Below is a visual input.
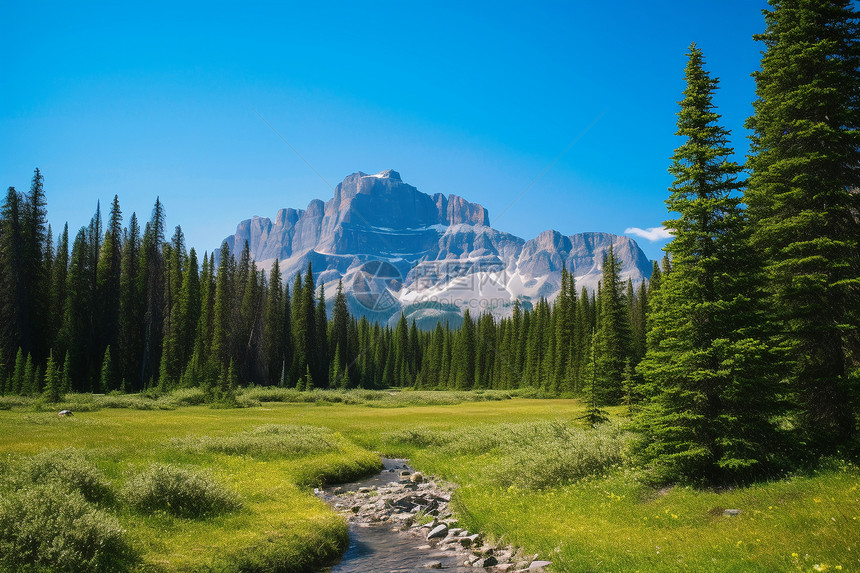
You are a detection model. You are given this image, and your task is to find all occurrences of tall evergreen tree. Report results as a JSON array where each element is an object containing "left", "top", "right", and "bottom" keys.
[
  {"left": 594, "top": 246, "right": 632, "bottom": 404},
  {"left": 96, "top": 195, "right": 123, "bottom": 360},
  {"left": 637, "top": 44, "right": 781, "bottom": 484},
  {"left": 49, "top": 223, "right": 69, "bottom": 355},
  {"left": 329, "top": 279, "right": 350, "bottom": 386},
  {"left": 118, "top": 213, "right": 144, "bottom": 389},
  {"left": 745, "top": 0, "right": 860, "bottom": 453},
  {"left": 139, "top": 199, "right": 166, "bottom": 386},
  {"left": 22, "top": 168, "right": 49, "bottom": 362}
]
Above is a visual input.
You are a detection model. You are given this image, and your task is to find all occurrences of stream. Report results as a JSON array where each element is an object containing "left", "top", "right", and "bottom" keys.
[{"left": 321, "top": 458, "right": 475, "bottom": 573}]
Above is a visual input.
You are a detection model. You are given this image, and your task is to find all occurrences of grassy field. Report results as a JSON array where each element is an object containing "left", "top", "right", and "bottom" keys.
[{"left": 0, "top": 391, "right": 857, "bottom": 572}]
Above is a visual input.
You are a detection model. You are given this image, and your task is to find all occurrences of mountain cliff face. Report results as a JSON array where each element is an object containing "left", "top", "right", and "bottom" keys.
[{"left": 221, "top": 170, "right": 652, "bottom": 326}]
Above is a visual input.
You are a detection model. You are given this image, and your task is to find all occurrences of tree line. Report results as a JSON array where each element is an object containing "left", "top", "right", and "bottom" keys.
[{"left": 0, "top": 176, "right": 652, "bottom": 401}]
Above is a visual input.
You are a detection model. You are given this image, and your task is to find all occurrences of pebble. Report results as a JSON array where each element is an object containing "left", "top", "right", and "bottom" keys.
[{"left": 320, "top": 461, "right": 550, "bottom": 572}]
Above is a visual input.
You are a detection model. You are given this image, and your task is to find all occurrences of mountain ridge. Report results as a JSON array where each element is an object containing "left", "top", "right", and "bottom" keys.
[{"left": 220, "top": 169, "right": 652, "bottom": 326}]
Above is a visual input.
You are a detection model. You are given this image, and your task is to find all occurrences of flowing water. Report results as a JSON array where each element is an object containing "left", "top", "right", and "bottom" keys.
[{"left": 323, "top": 459, "right": 474, "bottom": 573}]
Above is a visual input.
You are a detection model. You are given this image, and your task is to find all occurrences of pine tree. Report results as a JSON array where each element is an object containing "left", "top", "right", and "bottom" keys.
[
  {"left": 0, "top": 188, "right": 27, "bottom": 366},
  {"left": 583, "top": 331, "right": 609, "bottom": 427},
  {"left": 211, "top": 242, "right": 234, "bottom": 372},
  {"left": 63, "top": 228, "right": 96, "bottom": 392},
  {"left": 12, "top": 348, "right": 25, "bottom": 395},
  {"left": 745, "top": 0, "right": 860, "bottom": 453},
  {"left": 119, "top": 213, "right": 144, "bottom": 390},
  {"left": 314, "top": 284, "right": 328, "bottom": 386},
  {"left": 452, "top": 309, "right": 476, "bottom": 390},
  {"left": 99, "top": 346, "right": 115, "bottom": 393},
  {"left": 60, "top": 350, "right": 72, "bottom": 395},
  {"left": 140, "top": 199, "right": 166, "bottom": 386},
  {"left": 637, "top": 44, "right": 781, "bottom": 484},
  {"left": 50, "top": 224, "right": 69, "bottom": 356},
  {"left": 22, "top": 168, "right": 49, "bottom": 363},
  {"left": 42, "top": 350, "right": 61, "bottom": 402},
  {"left": 96, "top": 195, "right": 123, "bottom": 361},
  {"left": 594, "top": 246, "right": 632, "bottom": 404},
  {"left": 22, "top": 353, "right": 34, "bottom": 396},
  {"left": 264, "top": 258, "right": 285, "bottom": 385},
  {"left": 329, "top": 279, "right": 350, "bottom": 386}
]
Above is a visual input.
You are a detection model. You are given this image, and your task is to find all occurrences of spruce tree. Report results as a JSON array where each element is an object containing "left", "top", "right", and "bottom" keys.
[
  {"left": 745, "top": 0, "right": 860, "bottom": 453},
  {"left": 264, "top": 258, "right": 285, "bottom": 385},
  {"left": 22, "top": 168, "right": 49, "bottom": 363},
  {"left": 140, "top": 199, "right": 166, "bottom": 386},
  {"left": 329, "top": 279, "right": 350, "bottom": 386},
  {"left": 118, "top": 213, "right": 143, "bottom": 390},
  {"left": 22, "top": 353, "right": 34, "bottom": 396},
  {"left": 99, "top": 346, "right": 116, "bottom": 393},
  {"left": 0, "top": 188, "right": 27, "bottom": 365},
  {"left": 42, "top": 351, "right": 61, "bottom": 402},
  {"left": 11, "top": 348, "right": 25, "bottom": 395},
  {"left": 594, "top": 246, "right": 632, "bottom": 404},
  {"left": 60, "top": 350, "right": 72, "bottom": 394},
  {"left": 637, "top": 44, "right": 781, "bottom": 484}
]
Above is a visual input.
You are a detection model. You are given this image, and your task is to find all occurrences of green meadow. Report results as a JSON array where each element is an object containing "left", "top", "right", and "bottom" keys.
[{"left": 0, "top": 391, "right": 857, "bottom": 572}]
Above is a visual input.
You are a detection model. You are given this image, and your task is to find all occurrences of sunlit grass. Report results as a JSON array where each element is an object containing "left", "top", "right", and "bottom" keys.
[{"left": 1, "top": 393, "right": 857, "bottom": 572}]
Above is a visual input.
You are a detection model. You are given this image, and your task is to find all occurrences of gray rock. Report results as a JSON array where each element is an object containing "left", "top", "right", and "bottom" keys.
[
  {"left": 475, "top": 556, "right": 498, "bottom": 568},
  {"left": 219, "top": 170, "right": 653, "bottom": 328},
  {"left": 424, "top": 561, "right": 443, "bottom": 569},
  {"left": 427, "top": 524, "right": 448, "bottom": 539},
  {"left": 723, "top": 509, "right": 742, "bottom": 516},
  {"left": 528, "top": 560, "right": 553, "bottom": 571}
]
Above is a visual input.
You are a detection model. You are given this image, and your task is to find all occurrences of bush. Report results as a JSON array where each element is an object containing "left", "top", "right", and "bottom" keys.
[
  {"left": 483, "top": 421, "right": 633, "bottom": 489},
  {"left": 123, "top": 463, "right": 241, "bottom": 518},
  {"left": 171, "top": 424, "right": 339, "bottom": 458},
  {"left": 22, "top": 449, "right": 115, "bottom": 505},
  {"left": 387, "top": 420, "right": 633, "bottom": 489},
  {"left": 0, "top": 484, "right": 135, "bottom": 572}
]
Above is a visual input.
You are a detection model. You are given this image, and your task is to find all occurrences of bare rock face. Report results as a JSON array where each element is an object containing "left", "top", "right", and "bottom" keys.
[{"left": 219, "top": 169, "right": 652, "bottom": 327}]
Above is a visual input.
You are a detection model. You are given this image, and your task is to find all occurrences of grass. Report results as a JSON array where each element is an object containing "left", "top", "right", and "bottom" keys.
[{"left": 0, "top": 390, "right": 857, "bottom": 572}]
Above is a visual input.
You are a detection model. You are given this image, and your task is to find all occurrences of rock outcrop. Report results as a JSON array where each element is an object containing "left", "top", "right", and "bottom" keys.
[{"left": 220, "top": 169, "right": 652, "bottom": 326}]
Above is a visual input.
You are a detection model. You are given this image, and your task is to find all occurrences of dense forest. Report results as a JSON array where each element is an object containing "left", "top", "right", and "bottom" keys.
[
  {"left": 0, "top": 175, "right": 649, "bottom": 400},
  {"left": 1, "top": 0, "right": 858, "bottom": 486}
]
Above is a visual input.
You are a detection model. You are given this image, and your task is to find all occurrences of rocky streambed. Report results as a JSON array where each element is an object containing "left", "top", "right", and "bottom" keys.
[{"left": 317, "top": 458, "right": 552, "bottom": 572}]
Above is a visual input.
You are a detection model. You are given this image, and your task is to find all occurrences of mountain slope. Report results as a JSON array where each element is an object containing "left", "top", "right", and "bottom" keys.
[{"left": 220, "top": 170, "right": 652, "bottom": 325}]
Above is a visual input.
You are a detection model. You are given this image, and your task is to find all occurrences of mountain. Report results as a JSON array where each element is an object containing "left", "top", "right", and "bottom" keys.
[{"left": 220, "top": 169, "right": 652, "bottom": 327}]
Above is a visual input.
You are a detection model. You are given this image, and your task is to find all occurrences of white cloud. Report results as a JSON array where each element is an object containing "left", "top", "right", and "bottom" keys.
[{"left": 624, "top": 226, "right": 672, "bottom": 242}]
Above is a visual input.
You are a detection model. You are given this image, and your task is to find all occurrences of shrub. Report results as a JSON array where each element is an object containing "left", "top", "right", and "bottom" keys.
[
  {"left": 22, "top": 449, "right": 115, "bottom": 505},
  {"left": 171, "top": 424, "right": 338, "bottom": 458},
  {"left": 123, "top": 463, "right": 241, "bottom": 518},
  {"left": 0, "top": 484, "right": 135, "bottom": 572},
  {"left": 483, "top": 421, "right": 633, "bottom": 489}
]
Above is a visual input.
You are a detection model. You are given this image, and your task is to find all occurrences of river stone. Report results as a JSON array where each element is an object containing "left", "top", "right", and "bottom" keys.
[
  {"left": 427, "top": 524, "right": 448, "bottom": 539},
  {"left": 475, "top": 556, "right": 498, "bottom": 567},
  {"left": 424, "top": 562, "right": 443, "bottom": 569}
]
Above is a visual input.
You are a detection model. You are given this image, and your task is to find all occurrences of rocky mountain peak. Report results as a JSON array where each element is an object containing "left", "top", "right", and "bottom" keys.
[{"left": 220, "top": 169, "right": 652, "bottom": 327}]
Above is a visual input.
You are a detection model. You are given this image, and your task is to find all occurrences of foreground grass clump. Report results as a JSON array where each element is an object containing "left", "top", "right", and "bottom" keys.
[
  {"left": 238, "top": 386, "right": 514, "bottom": 407},
  {"left": 386, "top": 420, "right": 632, "bottom": 488},
  {"left": 18, "top": 448, "right": 115, "bottom": 505},
  {"left": 124, "top": 463, "right": 242, "bottom": 518},
  {"left": 0, "top": 484, "right": 136, "bottom": 572},
  {"left": 171, "top": 424, "right": 337, "bottom": 458}
]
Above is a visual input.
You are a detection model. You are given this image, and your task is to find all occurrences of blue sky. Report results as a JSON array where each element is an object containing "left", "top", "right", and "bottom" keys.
[{"left": 2, "top": 1, "right": 770, "bottom": 261}]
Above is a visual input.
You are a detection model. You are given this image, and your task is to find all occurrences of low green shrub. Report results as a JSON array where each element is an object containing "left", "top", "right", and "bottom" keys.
[
  {"left": 484, "top": 421, "right": 633, "bottom": 488},
  {"left": 171, "top": 424, "right": 338, "bottom": 458},
  {"left": 22, "top": 449, "right": 115, "bottom": 505},
  {"left": 123, "top": 463, "right": 241, "bottom": 518},
  {"left": 389, "top": 420, "right": 633, "bottom": 489},
  {"left": 0, "top": 484, "right": 136, "bottom": 572}
]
